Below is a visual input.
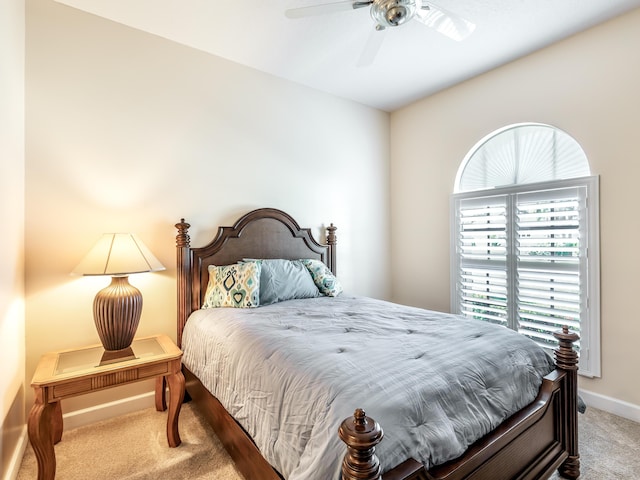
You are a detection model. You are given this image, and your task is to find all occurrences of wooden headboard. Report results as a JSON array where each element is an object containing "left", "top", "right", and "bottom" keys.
[{"left": 175, "top": 208, "right": 337, "bottom": 347}]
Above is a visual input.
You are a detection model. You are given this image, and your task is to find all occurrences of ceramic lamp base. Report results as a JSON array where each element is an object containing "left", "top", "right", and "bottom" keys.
[{"left": 93, "top": 275, "right": 142, "bottom": 352}]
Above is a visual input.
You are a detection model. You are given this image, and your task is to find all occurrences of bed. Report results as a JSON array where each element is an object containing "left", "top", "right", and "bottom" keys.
[{"left": 167, "top": 207, "right": 580, "bottom": 480}]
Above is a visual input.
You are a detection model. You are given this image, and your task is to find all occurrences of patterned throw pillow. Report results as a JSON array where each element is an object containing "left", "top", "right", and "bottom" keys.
[
  {"left": 299, "top": 259, "right": 343, "bottom": 297},
  {"left": 202, "top": 262, "right": 261, "bottom": 308}
]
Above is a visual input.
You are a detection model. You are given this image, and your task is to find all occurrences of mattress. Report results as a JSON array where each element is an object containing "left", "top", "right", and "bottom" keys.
[{"left": 181, "top": 295, "right": 555, "bottom": 479}]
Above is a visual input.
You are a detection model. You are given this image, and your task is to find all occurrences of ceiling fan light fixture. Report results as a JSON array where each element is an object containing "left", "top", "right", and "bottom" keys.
[{"left": 371, "top": 0, "right": 417, "bottom": 28}]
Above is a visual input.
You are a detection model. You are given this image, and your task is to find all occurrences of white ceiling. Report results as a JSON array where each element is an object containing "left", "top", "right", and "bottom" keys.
[{"left": 55, "top": 0, "right": 640, "bottom": 111}]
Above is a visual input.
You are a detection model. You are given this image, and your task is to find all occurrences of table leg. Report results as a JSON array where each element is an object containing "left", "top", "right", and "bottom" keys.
[
  {"left": 52, "top": 401, "right": 63, "bottom": 444},
  {"left": 28, "top": 395, "right": 56, "bottom": 480},
  {"left": 166, "top": 370, "right": 185, "bottom": 447},
  {"left": 155, "top": 376, "right": 167, "bottom": 412}
]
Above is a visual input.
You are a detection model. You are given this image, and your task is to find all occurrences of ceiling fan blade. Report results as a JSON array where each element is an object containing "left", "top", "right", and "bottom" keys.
[
  {"left": 357, "top": 27, "right": 387, "bottom": 67},
  {"left": 415, "top": 2, "right": 475, "bottom": 41},
  {"left": 285, "top": 1, "right": 371, "bottom": 19}
]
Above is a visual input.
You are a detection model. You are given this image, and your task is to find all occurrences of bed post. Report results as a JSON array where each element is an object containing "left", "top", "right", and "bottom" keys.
[
  {"left": 339, "top": 408, "right": 384, "bottom": 480},
  {"left": 553, "top": 326, "right": 580, "bottom": 480},
  {"left": 176, "top": 219, "right": 191, "bottom": 349},
  {"left": 326, "top": 223, "right": 337, "bottom": 275}
]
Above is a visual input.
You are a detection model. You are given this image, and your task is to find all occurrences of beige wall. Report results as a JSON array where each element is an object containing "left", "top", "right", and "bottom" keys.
[
  {"left": 24, "top": 0, "right": 390, "bottom": 415},
  {"left": 390, "top": 8, "right": 640, "bottom": 407},
  {"left": 1, "top": 0, "right": 26, "bottom": 477}
]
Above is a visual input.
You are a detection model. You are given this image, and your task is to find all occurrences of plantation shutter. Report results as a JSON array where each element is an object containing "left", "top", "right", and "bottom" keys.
[
  {"left": 515, "top": 187, "right": 585, "bottom": 354},
  {"left": 457, "top": 195, "right": 510, "bottom": 328}
]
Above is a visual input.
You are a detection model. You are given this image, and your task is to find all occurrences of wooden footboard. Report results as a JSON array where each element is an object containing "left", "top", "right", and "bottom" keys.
[
  {"left": 399, "top": 371, "right": 566, "bottom": 480},
  {"left": 341, "top": 327, "right": 580, "bottom": 480},
  {"left": 340, "top": 373, "right": 566, "bottom": 480}
]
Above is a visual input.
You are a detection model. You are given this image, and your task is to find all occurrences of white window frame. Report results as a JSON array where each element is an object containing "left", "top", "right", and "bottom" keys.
[{"left": 450, "top": 176, "right": 600, "bottom": 377}]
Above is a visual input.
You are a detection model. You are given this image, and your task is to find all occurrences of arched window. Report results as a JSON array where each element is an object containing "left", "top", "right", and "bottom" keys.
[{"left": 451, "top": 123, "right": 600, "bottom": 377}]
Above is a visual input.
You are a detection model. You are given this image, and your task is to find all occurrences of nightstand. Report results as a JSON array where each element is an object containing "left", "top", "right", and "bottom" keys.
[{"left": 28, "top": 334, "right": 184, "bottom": 480}]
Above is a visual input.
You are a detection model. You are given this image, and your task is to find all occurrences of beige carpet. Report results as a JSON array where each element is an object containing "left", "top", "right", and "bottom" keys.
[
  {"left": 550, "top": 407, "right": 640, "bottom": 479},
  {"left": 17, "top": 402, "right": 243, "bottom": 480},
  {"left": 18, "top": 402, "right": 640, "bottom": 479}
]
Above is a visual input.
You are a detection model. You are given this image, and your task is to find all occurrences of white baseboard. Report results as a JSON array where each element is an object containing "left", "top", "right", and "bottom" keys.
[
  {"left": 579, "top": 388, "right": 640, "bottom": 423},
  {"left": 62, "top": 391, "right": 156, "bottom": 431},
  {"left": 5, "top": 426, "right": 28, "bottom": 480}
]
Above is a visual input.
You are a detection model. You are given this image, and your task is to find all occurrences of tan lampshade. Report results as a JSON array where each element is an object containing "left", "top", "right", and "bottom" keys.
[{"left": 72, "top": 233, "right": 165, "bottom": 276}]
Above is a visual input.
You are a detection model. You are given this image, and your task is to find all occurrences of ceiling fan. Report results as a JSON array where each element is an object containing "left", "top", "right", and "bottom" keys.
[{"left": 285, "top": 0, "right": 475, "bottom": 66}]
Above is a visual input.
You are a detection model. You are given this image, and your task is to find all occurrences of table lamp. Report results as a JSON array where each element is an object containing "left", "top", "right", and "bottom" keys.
[{"left": 72, "top": 233, "right": 165, "bottom": 364}]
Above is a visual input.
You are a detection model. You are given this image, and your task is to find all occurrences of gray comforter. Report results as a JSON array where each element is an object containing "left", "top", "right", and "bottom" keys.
[{"left": 181, "top": 295, "right": 555, "bottom": 480}]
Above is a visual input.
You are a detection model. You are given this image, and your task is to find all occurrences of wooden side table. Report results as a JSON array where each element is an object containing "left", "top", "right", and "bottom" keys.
[{"left": 28, "top": 334, "right": 184, "bottom": 480}]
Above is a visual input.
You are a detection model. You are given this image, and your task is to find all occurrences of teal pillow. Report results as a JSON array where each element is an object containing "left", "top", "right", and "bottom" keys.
[
  {"left": 202, "top": 262, "right": 261, "bottom": 308},
  {"left": 299, "top": 259, "right": 343, "bottom": 297},
  {"left": 242, "top": 259, "right": 320, "bottom": 305}
]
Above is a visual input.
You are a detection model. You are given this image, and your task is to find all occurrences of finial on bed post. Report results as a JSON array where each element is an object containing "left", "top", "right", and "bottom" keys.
[
  {"left": 176, "top": 219, "right": 191, "bottom": 348},
  {"left": 339, "top": 408, "right": 383, "bottom": 480},
  {"left": 326, "top": 223, "right": 337, "bottom": 275},
  {"left": 176, "top": 218, "right": 191, "bottom": 247},
  {"left": 553, "top": 325, "right": 580, "bottom": 480}
]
